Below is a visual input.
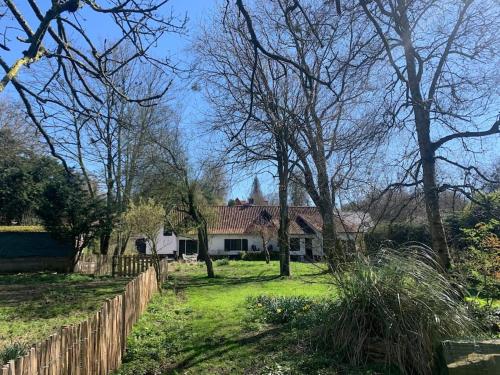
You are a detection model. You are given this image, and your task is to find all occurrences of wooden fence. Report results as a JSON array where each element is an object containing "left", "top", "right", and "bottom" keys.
[
  {"left": 1, "top": 259, "right": 168, "bottom": 375},
  {"left": 74, "top": 254, "right": 158, "bottom": 278},
  {"left": 112, "top": 255, "right": 155, "bottom": 277},
  {"left": 74, "top": 254, "right": 113, "bottom": 276}
]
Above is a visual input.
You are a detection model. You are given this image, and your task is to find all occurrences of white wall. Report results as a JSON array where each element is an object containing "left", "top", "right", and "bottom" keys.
[
  {"left": 145, "top": 226, "right": 352, "bottom": 257},
  {"left": 208, "top": 234, "right": 277, "bottom": 256},
  {"left": 145, "top": 226, "right": 178, "bottom": 255}
]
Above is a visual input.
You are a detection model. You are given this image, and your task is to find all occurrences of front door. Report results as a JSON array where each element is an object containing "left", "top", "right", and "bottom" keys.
[{"left": 305, "top": 238, "right": 313, "bottom": 259}]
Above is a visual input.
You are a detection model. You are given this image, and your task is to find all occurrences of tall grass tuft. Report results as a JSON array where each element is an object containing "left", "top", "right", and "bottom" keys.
[
  {"left": 0, "top": 342, "right": 27, "bottom": 365},
  {"left": 316, "top": 245, "right": 480, "bottom": 375}
]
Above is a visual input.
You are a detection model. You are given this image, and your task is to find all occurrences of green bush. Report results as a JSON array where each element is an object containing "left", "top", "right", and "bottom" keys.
[
  {"left": 241, "top": 251, "right": 279, "bottom": 261},
  {"left": 453, "top": 219, "right": 500, "bottom": 301},
  {"left": 467, "top": 302, "right": 500, "bottom": 336},
  {"left": 364, "top": 223, "right": 431, "bottom": 253},
  {"left": 461, "top": 192, "right": 500, "bottom": 232},
  {"left": 0, "top": 342, "right": 27, "bottom": 365},
  {"left": 248, "top": 295, "right": 315, "bottom": 324},
  {"left": 215, "top": 258, "right": 230, "bottom": 266},
  {"left": 446, "top": 192, "right": 500, "bottom": 250},
  {"left": 312, "top": 246, "right": 480, "bottom": 375}
]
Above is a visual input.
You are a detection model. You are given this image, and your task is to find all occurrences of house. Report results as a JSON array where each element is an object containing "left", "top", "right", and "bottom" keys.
[{"left": 145, "top": 205, "right": 372, "bottom": 260}]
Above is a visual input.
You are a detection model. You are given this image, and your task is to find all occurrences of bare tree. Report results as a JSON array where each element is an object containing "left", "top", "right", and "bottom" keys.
[
  {"left": 37, "top": 55, "right": 178, "bottom": 255},
  {"left": 359, "top": 0, "right": 500, "bottom": 269},
  {"left": 124, "top": 199, "right": 166, "bottom": 290},
  {"left": 0, "top": 0, "right": 185, "bottom": 169},
  {"left": 248, "top": 211, "right": 278, "bottom": 264},
  {"left": 197, "top": 7, "right": 310, "bottom": 275},
  {"left": 155, "top": 135, "right": 227, "bottom": 279},
  {"left": 218, "top": 1, "right": 381, "bottom": 268},
  {"left": 289, "top": 174, "right": 309, "bottom": 206}
]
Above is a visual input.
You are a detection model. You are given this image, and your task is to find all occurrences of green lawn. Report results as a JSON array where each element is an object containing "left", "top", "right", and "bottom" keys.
[
  {"left": 466, "top": 296, "right": 500, "bottom": 309},
  {"left": 116, "top": 261, "right": 384, "bottom": 375},
  {"left": 0, "top": 273, "right": 129, "bottom": 356}
]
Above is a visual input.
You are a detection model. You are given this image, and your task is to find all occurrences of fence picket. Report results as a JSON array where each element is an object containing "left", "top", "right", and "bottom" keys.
[{"left": 1, "top": 259, "right": 166, "bottom": 375}]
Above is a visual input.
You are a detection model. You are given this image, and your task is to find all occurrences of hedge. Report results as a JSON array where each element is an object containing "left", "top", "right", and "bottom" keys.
[{"left": 365, "top": 223, "right": 431, "bottom": 253}]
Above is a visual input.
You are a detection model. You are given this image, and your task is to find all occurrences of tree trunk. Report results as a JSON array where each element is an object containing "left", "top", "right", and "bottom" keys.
[
  {"left": 150, "top": 242, "right": 162, "bottom": 292},
  {"left": 70, "top": 242, "right": 83, "bottom": 273},
  {"left": 101, "top": 113, "right": 115, "bottom": 255},
  {"left": 120, "top": 231, "right": 130, "bottom": 255},
  {"left": 278, "top": 206, "right": 290, "bottom": 275},
  {"left": 316, "top": 166, "right": 342, "bottom": 268},
  {"left": 186, "top": 187, "right": 215, "bottom": 278},
  {"left": 262, "top": 238, "right": 271, "bottom": 264},
  {"left": 417, "top": 122, "right": 451, "bottom": 270},
  {"left": 320, "top": 207, "right": 341, "bottom": 268},
  {"left": 99, "top": 231, "right": 111, "bottom": 255},
  {"left": 398, "top": 6, "right": 452, "bottom": 270},
  {"left": 198, "top": 222, "right": 214, "bottom": 278},
  {"left": 276, "top": 136, "right": 290, "bottom": 276}
]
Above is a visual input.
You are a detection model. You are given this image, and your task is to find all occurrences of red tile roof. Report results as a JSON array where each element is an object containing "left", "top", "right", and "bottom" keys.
[{"left": 168, "top": 206, "right": 371, "bottom": 235}]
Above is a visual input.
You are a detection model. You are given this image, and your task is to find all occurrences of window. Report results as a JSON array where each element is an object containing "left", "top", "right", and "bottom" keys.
[
  {"left": 163, "top": 225, "right": 174, "bottom": 236},
  {"left": 179, "top": 239, "right": 198, "bottom": 255},
  {"left": 224, "top": 238, "right": 248, "bottom": 252},
  {"left": 135, "top": 238, "right": 147, "bottom": 254},
  {"left": 290, "top": 238, "right": 301, "bottom": 252}
]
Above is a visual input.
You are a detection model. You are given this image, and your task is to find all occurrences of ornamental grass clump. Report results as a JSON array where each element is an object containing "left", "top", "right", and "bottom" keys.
[
  {"left": 0, "top": 342, "right": 27, "bottom": 365},
  {"left": 317, "top": 245, "right": 480, "bottom": 375}
]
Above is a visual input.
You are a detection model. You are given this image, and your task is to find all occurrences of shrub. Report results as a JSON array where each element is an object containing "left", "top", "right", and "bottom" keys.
[
  {"left": 453, "top": 219, "right": 500, "bottom": 302},
  {"left": 467, "top": 301, "right": 500, "bottom": 336},
  {"left": 241, "top": 251, "right": 279, "bottom": 261},
  {"left": 0, "top": 342, "right": 27, "bottom": 365},
  {"left": 446, "top": 192, "right": 500, "bottom": 250},
  {"left": 248, "top": 295, "right": 315, "bottom": 324},
  {"left": 461, "top": 192, "right": 500, "bottom": 232},
  {"left": 364, "top": 223, "right": 431, "bottom": 253},
  {"left": 215, "top": 258, "right": 230, "bottom": 266},
  {"left": 313, "top": 246, "right": 480, "bottom": 375}
]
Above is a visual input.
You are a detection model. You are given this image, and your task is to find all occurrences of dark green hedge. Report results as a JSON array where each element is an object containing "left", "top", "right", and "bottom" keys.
[
  {"left": 0, "top": 232, "right": 72, "bottom": 258},
  {"left": 241, "top": 251, "right": 280, "bottom": 261},
  {"left": 365, "top": 223, "right": 431, "bottom": 253}
]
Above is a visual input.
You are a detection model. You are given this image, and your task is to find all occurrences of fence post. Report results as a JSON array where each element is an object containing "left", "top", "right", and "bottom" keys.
[
  {"left": 119, "top": 256, "right": 123, "bottom": 277},
  {"left": 111, "top": 256, "right": 115, "bottom": 277},
  {"left": 0, "top": 256, "right": 165, "bottom": 375},
  {"left": 121, "top": 289, "right": 127, "bottom": 356}
]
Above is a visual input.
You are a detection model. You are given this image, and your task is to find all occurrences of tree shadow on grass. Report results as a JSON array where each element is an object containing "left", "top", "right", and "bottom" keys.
[
  {"left": 171, "top": 274, "right": 282, "bottom": 291},
  {"left": 168, "top": 326, "right": 285, "bottom": 373}
]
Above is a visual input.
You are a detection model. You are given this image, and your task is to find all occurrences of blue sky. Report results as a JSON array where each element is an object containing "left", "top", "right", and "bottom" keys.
[
  {"left": 2, "top": 0, "right": 268, "bottom": 201},
  {"left": 164, "top": 0, "right": 276, "bottom": 200},
  {"left": 2, "top": 1, "right": 498, "bottom": 204}
]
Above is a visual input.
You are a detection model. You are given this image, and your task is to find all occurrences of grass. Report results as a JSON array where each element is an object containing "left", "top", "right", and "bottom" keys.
[
  {"left": 467, "top": 296, "right": 500, "bottom": 309},
  {"left": 116, "top": 261, "right": 386, "bottom": 375},
  {"left": 0, "top": 272, "right": 129, "bottom": 357},
  {"left": 0, "top": 226, "right": 45, "bottom": 232}
]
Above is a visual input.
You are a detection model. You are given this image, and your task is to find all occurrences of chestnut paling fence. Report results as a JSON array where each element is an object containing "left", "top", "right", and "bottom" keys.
[
  {"left": 74, "top": 254, "right": 156, "bottom": 277},
  {"left": 1, "top": 259, "right": 168, "bottom": 375}
]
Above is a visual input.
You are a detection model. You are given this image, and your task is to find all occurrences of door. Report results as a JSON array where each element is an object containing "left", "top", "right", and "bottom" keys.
[{"left": 305, "top": 238, "right": 313, "bottom": 259}]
